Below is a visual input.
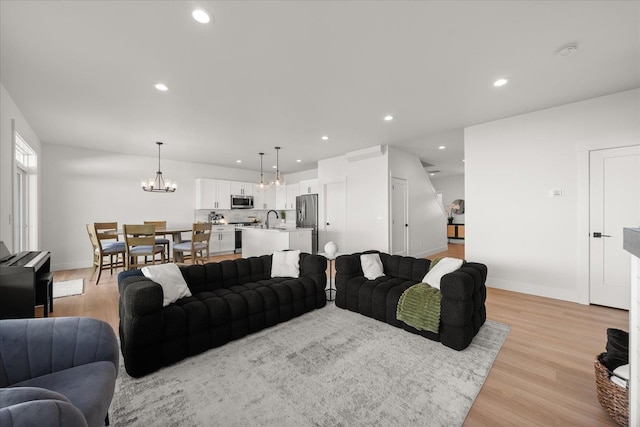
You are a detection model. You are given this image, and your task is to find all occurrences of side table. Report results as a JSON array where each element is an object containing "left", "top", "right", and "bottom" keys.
[{"left": 318, "top": 252, "right": 343, "bottom": 301}]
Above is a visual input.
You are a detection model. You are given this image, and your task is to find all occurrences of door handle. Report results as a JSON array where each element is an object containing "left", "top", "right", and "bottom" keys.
[
  {"left": 593, "top": 232, "right": 612, "bottom": 238},
  {"left": 405, "top": 224, "right": 408, "bottom": 227}
]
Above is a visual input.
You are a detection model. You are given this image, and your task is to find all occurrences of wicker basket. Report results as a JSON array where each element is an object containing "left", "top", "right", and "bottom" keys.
[{"left": 594, "top": 353, "right": 629, "bottom": 426}]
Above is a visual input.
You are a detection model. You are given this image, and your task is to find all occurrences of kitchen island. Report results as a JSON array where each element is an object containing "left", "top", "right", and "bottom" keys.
[{"left": 241, "top": 227, "right": 313, "bottom": 258}]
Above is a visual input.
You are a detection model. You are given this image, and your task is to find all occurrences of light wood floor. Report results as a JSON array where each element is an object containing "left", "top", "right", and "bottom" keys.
[{"left": 43, "top": 245, "right": 627, "bottom": 426}]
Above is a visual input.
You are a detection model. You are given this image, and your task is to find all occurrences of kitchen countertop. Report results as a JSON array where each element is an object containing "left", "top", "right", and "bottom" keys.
[
  {"left": 623, "top": 227, "right": 640, "bottom": 258},
  {"left": 239, "top": 226, "right": 313, "bottom": 233}
]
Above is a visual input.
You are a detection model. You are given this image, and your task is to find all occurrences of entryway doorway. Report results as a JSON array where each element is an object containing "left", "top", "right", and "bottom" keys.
[
  {"left": 391, "top": 177, "right": 408, "bottom": 256},
  {"left": 14, "top": 131, "right": 38, "bottom": 252},
  {"left": 589, "top": 145, "right": 640, "bottom": 309}
]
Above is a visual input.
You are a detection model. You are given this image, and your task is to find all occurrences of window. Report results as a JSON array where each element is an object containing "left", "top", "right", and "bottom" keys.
[{"left": 14, "top": 132, "right": 37, "bottom": 251}]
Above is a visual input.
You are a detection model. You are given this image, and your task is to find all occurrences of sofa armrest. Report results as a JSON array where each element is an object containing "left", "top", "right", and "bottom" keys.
[
  {"left": 438, "top": 262, "right": 487, "bottom": 350},
  {"left": 119, "top": 276, "right": 163, "bottom": 317},
  {"left": 335, "top": 254, "right": 362, "bottom": 284},
  {"left": 0, "top": 387, "right": 88, "bottom": 427},
  {"left": 299, "top": 253, "right": 327, "bottom": 291},
  {"left": 0, "top": 318, "right": 118, "bottom": 387}
]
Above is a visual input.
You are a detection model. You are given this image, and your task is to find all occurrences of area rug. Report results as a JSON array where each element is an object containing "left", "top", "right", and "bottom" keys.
[
  {"left": 111, "top": 303, "right": 510, "bottom": 427},
  {"left": 52, "top": 279, "right": 84, "bottom": 298}
]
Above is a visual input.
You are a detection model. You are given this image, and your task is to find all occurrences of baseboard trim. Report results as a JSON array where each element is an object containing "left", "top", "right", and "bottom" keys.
[{"left": 487, "top": 278, "right": 581, "bottom": 304}]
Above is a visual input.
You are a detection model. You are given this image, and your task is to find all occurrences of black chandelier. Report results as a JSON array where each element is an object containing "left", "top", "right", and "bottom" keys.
[{"left": 141, "top": 141, "right": 177, "bottom": 192}]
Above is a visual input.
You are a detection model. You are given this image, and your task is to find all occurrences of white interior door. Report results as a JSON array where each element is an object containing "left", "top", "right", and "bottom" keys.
[
  {"left": 324, "top": 182, "right": 346, "bottom": 254},
  {"left": 589, "top": 145, "right": 640, "bottom": 309},
  {"left": 391, "top": 178, "right": 408, "bottom": 256}
]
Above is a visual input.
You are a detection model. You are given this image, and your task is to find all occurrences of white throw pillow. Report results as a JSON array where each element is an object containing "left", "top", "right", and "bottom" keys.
[
  {"left": 271, "top": 250, "right": 301, "bottom": 278},
  {"left": 142, "top": 263, "right": 192, "bottom": 307},
  {"left": 423, "top": 257, "right": 463, "bottom": 290},
  {"left": 361, "top": 253, "right": 384, "bottom": 280}
]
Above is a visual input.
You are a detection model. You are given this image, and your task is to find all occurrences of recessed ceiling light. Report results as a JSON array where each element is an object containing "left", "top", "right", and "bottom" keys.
[
  {"left": 438, "top": 146, "right": 446, "bottom": 150},
  {"left": 430, "top": 173, "right": 436, "bottom": 176},
  {"left": 154, "top": 83, "right": 168, "bottom": 91},
  {"left": 236, "top": 160, "right": 242, "bottom": 163},
  {"left": 321, "top": 136, "right": 329, "bottom": 141},
  {"left": 192, "top": 9, "right": 211, "bottom": 24},
  {"left": 296, "top": 159, "right": 302, "bottom": 163},
  {"left": 384, "top": 115, "right": 394, "bottom": 121},
  {"left": 493, "top": 78, "right": 509, "bottom": 87},
  {"left": 272, "top": 165, "right": 277, "bottom": 169}
]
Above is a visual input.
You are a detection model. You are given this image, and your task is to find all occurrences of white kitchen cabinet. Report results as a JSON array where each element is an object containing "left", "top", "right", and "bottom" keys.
[
  {"left": 254, "top": 187, "right": 276, "bottom": 210},
  {"left": 285, "top": 183, "right": 300, "bottom": 210},
  {"left": 195, "top": 178, "right": 231, "bottom": 209},
  {"left": 210, "top": 226, "right": 235, "bottom": 253},
  {"left": 230, "top": 181, "right": 253, "bottom": 196},
  {"left": 275, "top": 186, "right": 287, "bottom": 210},
  {"left": 299, "top": 179, "right": 318, "bottom": 195}
]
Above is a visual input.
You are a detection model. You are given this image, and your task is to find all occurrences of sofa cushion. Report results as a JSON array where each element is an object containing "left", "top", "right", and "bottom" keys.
[
  {"left": 271, "top": 250, "right": 300, "bottom": 278},
  {"left": 13, "top": 362, "right": 116, "bottom": 427},
  {"left": 422, "top": 257, "right": 463, "bottom": 289},
  {"left": 142, "top": 263, "right": 192, "bottom": 306},
  {"left": 361, "top": 253, "right": 384, "bottom": 280}
]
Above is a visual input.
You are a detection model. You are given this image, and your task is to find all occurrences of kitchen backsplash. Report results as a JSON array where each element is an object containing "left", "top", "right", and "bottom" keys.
[{"left": 195, "top": 209, "right": 296, "bottom": 225}]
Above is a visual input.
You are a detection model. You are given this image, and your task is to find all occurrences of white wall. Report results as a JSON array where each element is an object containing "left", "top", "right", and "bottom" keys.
[
  {"left": 0, "top": 83, "right": 43, "bottom": 252},
  {"left": 465, "top": 88, "right": 640, "bottom": 303},
  {"left": 42, "top": 143, "right": 259, "bottom": 270},
  {"left": 318, "top": 146, "right": 445, "bottom": 256},
  {"left": 344, "top": 148, "right": 389, "bottom": 253},
  {"left": 431, "top": 174, "right": 465, "bottom": 224},
  {"left": 388, "top": 147, "right": 448, "bottom": 257}
]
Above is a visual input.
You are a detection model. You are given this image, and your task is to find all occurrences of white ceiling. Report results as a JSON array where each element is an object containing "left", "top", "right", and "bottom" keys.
[{"left": 1, "top": 1, "right": 638, "bottom": 177}]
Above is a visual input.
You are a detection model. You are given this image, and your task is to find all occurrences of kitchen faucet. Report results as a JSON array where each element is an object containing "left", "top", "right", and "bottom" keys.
[{"left": 266, "top": 210, "right": 279, "bottom": 229}]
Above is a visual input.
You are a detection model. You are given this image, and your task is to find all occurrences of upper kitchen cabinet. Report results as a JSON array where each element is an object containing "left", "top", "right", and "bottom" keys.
[
  {"left": 195, "top": 178, "right": 231, "bottom": 209},
  {"left": 230, "top": 181, "right": 254, "bottom": 196},
  {"left": 254, "top": 187, "right": 276, "bottom": 210},
  {"left": 299, "top": 179, "right": 319, "bottom": 195},
  {"left": 284, "top": 183, "right": 299, "bottom": 210}
]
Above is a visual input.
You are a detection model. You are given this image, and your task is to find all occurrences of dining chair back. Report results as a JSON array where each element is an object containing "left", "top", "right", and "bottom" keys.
[
  {"left": 144, "top": 220, "right": 171, "bottom": 260},
  {"left": 123, "top": 224, "right": 166, "bottom": 270},
  {"left": 172, "top": 223, "right": 212, "bottom": 265},
  {"left": 87, "top": 223, "right": 125, "bottom": 285}
]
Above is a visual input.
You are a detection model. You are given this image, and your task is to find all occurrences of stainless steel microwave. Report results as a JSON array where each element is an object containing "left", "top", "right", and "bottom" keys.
[{"left": 231, "top": 195, "right": 254, "bottom": 209}]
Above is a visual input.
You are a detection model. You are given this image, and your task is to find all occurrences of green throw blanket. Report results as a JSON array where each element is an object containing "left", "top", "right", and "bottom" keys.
[{"left": 396, "top": 283, "right": 442, "bottom": 333}]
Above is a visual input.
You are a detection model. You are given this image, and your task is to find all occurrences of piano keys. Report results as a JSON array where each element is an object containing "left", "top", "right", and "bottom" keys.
[{"left": 0, "top": 240, "right": 52, "bottom": 319}]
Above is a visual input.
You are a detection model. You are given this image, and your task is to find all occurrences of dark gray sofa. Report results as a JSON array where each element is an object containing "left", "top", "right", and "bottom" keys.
[
  {"left": 118, "top": 253, "right": 327, "bottom": 377},
  {"left": 335, "top": 251, "right": 487, "bottom": 351},
  {"left": 0, "top": 317, "right": 119, "bottom": 427}
]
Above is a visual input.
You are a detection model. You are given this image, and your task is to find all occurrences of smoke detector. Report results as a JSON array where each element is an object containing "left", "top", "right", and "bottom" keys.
[{"left": 554, "top": 43, "right": 578, "bottom": 58}]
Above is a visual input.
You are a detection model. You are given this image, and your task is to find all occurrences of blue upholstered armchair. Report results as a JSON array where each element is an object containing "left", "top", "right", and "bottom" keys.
[{"left": 0, "top": 317, "right": 119, "bottom": 427}]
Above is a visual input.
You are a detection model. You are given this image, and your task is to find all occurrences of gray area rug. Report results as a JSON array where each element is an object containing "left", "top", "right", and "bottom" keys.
[{"left": 111, "top": 303, "right": 509, "bottom": 427}]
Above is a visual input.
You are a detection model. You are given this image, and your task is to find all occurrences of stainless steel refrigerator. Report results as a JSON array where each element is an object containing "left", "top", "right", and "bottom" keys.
[{"left": 296, "top": 194, "right": 318, "bottom": 254}]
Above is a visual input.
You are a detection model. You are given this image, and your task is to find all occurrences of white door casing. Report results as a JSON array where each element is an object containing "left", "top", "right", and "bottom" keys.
[
  {"left": 391, "top": 177, "right": 408, "bottom": 256},
  {"left": 324, "top": 182, "right": 346, "bottom": 254},
  {"left": 589, "top": 146, "right": 640, "bottom": 309}
]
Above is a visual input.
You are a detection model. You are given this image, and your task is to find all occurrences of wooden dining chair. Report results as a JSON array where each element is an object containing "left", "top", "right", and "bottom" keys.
[
  {"left": 172, "top": 223, "right": 212, "bottom": 265},
  {"left": 144, "top": 220, "right": 171, "bottom": 261},
  {"left": 123, "top": 224, "right": 166, "bottom": 270},
  {"left": 87, "top": 223, "right": 126, "bottom": 285}
]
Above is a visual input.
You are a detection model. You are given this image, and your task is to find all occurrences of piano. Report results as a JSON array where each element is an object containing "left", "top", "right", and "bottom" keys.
[{"left": 0, "top": 240, "right": 51, "bottom": 319}]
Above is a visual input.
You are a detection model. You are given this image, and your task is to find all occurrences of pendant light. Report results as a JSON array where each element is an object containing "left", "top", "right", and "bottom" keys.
[
  {"left": 271, "top": 146, "right": 284, "bottom": 188},
  {"left": 141, "top": 141, "right": 177, "bottom": 192},
  {"left": 256, "top": 152, "right": 266, "bottom": 191}
]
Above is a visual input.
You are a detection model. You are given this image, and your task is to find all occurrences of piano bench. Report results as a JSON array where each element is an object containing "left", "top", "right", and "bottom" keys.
[{"left": 36, "top": 272, "right": 55, "bottom": 317}]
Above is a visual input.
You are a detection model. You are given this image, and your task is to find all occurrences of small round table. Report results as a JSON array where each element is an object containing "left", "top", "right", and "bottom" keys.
[{"left": 318, "top": 252, "right": 343, "bottom": 301}]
